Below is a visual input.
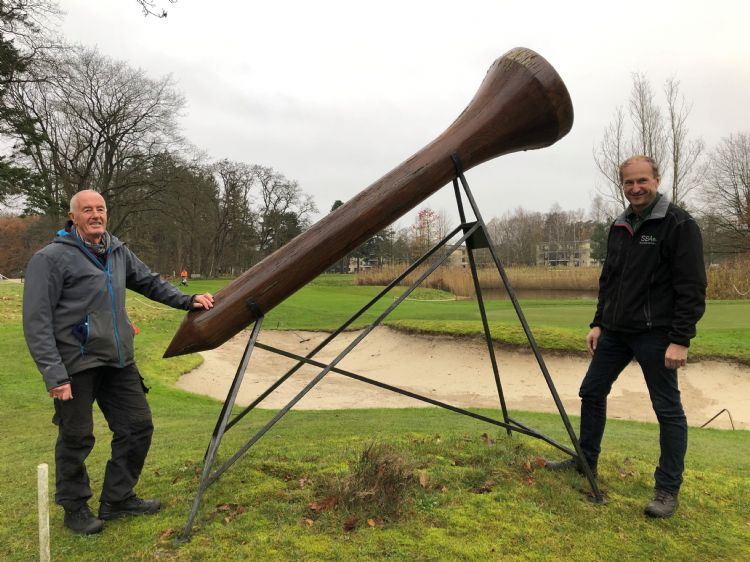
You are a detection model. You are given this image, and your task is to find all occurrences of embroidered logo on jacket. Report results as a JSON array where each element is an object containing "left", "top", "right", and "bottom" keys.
[{"left": 640, "top": 234, "right": 657, "bottom": 245}]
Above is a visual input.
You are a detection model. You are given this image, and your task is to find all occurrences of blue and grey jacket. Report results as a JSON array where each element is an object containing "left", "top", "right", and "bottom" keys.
[{"left": 23, "top": 228, "right": 193, "bottom": 390}]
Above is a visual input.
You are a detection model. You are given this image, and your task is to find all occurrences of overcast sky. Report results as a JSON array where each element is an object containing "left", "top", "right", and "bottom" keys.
[{"left": 56, "top": 0, "right": 750, "bottom": 226}]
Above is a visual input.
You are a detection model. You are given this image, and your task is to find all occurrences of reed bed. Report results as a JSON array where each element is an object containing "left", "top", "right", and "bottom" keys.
[
  {"left": 356, "top": 260, "right": 750, "bottom": 300},
  {"left": 706, "top": 258, "right": 750, "bottom": 299},
  {"left": 355, "top": 264, "right": 601, "bottom": 297}
]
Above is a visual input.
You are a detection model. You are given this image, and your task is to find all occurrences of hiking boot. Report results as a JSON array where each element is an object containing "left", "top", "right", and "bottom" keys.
[
  {"left": 64, "top": 504, "right": 104, "bottom": 535},
  {"left": 644, "top": 489, "right": 678, "bottom": 518},
  {"left": 99, "top": 496, "right": 161, "bottom": 520},
  {"left": 544, "top": 458, "right": 597, "bottom": 478}
]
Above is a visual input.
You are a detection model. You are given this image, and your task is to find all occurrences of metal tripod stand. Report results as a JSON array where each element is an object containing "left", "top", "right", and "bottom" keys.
[{"left": 177, "top": 156, "right": 603, "bottom": 542}]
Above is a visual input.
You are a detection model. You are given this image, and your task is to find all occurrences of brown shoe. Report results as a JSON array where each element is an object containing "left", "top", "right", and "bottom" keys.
[{"left": 644, "top": 489, "right": 678, "bottom": 518}]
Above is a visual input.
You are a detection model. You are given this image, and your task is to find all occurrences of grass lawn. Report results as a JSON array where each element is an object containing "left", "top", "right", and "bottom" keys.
[{"left": 1, "top": 278, "right": 748, "bottom": 561}]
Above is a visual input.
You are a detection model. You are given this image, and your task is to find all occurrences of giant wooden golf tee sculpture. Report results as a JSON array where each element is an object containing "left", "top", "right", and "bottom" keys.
[{"left": 169, "top": 47, "right": 603, "bottom": 541}]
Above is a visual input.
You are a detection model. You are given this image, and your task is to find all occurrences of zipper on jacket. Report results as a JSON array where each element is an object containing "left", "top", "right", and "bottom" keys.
[
  {"left": 76, "top": 241, "right": 124, "bottom": 365},
  {"left": 105, "top": 250, "right": 124, "bottom": 367},
  {"left": 611, "top": 225, "right": 634, "bottom": 326},
  {"left": 82, "top": 315, "right": 89, "bottom": 355},
  {"left": 645, "top": 273, "right": 654, "bottom": 328}
]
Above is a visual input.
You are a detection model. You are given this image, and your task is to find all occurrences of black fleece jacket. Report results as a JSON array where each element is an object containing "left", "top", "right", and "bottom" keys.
[{"left": 592, "top": 195, "right": 707, "bottom": 347}]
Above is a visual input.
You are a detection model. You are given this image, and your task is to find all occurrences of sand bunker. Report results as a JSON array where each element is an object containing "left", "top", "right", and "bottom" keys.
[{"left": 176, "top": 327, "right": 747, "bottom": 430}]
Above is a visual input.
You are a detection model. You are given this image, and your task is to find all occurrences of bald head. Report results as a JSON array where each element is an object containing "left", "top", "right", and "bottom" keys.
[
  {"left": 69, "top": 190, "right": 107, "bottom": 243},
  {"left": 69, "top": 190, "right": 105, "bottom": 213}
]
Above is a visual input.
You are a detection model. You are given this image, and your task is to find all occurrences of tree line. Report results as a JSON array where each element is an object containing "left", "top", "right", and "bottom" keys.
[
  {"left": 2, "top": 2, "right": 748, "bottom": 279},
  {"left": 1, "top": 1, "right": 317, "bottom": 276}
]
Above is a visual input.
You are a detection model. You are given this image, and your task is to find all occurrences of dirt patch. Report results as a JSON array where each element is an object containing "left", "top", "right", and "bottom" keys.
[{"left": 175, "top": 327, "right": 747, "bottom": 430}]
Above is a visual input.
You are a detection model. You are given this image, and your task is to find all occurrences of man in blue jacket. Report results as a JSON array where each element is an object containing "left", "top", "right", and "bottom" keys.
[
  {"left": 546, "top": 156, "right": 706, "bottom": 518},
  {"left": 23, "top": 190, "right": 215, "bottom": 534}
]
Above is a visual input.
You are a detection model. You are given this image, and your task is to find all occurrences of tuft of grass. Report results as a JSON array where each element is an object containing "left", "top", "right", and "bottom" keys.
[{"left": 313, "top": 442, "right": 417, "bottom": 525}]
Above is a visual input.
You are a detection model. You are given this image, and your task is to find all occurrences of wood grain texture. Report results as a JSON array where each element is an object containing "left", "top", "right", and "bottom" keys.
[{"left": 164, "top": 47, "right": 573, "bottom": 357}]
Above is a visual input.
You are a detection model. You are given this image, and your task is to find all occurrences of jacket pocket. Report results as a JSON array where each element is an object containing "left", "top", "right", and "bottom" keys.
[
  {"left": 119, "top": 313, "right": 135, "bottom": 361},
  {"left": 83, "top": 309, "right": 117, "bottom": 360},
  {"left": 71, "top": 316, "right": 90, "bottom": 356}
]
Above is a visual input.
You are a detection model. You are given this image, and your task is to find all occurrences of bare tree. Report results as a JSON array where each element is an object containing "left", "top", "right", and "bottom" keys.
[
  {"left": 411, "top": 207, "right": 440, "bottom": 257},
  {"left": 664, "top": 77, "right": 704, "bottom": 207},
  {"left": 701, "top": 133, "right": 750, "bottom": 251},
  {"left": 629, "top": 72, "right": 665, "bottom": 167},
  {"left": 135, "top": 0, "right": 176, "bottom": 18},
  {"left": 253, "top": 165, "right": 317, "bottom": 255},
  {"left": 124, "top": 152, "right": 217, "bottom": 275},
  {"left": 588, "top": 193, "right": 615, "bottom": 223},
  {"left": 486, "top": 207, "right": 544, "bottom": 266},
  {"left": 209, "top": 159, "right": 255, "bottom": 275},
  {"left": 7, "top": 45, "right": 185, "bottom": 222},
  {"left": 593, "top": 106, "right": 628, "bottom": 210},
  {"left": 595, "top": 72, "right": 703, "bottom": 211}
]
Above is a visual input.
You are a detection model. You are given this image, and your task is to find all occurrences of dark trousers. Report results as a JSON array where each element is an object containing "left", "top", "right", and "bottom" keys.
[
  {"left": 52, "top": 364, "right": 153, "bottom": 509},
  {"left": 578, "top": 329, "right": 687, "bottom": 494}
]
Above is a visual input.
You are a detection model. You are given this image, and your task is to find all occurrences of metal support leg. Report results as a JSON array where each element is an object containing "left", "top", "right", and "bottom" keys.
[
  {"left": 452, "top": 156, "right": 603, "bottom": 501},
  {"left": 177, "top": 316, "right": 264, "bottom": 543},
  {"left": 452, "top": 176, "right": 511, "bottom": 435}
]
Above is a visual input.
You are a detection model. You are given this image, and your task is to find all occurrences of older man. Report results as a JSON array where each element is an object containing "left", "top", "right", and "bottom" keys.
[
  {"left": 546, "top": 156, "right": 706, "bottom": 518},
  {"left": 23, "top": 190, "right": 214, "bottom": 535}
]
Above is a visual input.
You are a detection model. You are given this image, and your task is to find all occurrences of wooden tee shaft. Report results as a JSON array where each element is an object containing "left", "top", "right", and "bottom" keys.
[{"left": 164, "top": 47, "right": 573, "bottom": 357}]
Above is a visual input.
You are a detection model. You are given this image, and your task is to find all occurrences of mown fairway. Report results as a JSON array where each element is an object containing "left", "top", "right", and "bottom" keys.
[{"left": 1, "top": 278, "right": 748, "bottom": 561}]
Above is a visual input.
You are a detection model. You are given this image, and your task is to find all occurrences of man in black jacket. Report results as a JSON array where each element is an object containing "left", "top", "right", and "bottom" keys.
[
  {"left": 547, "top": 156, "right": 706, "bottom": 518},
  {"left": 23, "top": 190, "right": 215, "bottom": 534}
]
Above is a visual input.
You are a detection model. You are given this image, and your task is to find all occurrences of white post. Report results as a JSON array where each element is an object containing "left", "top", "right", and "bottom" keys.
[{"left": 38, "top": 463, "right": 50, "bottom": 562}]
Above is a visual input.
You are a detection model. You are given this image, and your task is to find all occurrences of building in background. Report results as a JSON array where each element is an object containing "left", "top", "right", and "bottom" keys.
[{"left": 536, "top": 240, "right": 596, "bottom": 267}]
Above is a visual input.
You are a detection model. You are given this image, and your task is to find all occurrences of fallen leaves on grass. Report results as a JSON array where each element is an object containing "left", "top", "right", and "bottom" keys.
[
  {"left": 158, "top": 528, "right": 174, "bottom": 541},
  {"left": 216, "top": 503, "right": 248, "bottom": 524},
  {"left": 523, "top": 457, "right": 547, "bottom": 473},
  {"left": 618, "top": 457, "right": 636, "bottom": 478},
  {"left": 418, "top": 470, "right": 429, "bottom": 488},
  {"left": 343, "top": 515, "right": 358, "bottom": 532},
  {"left": 308, "top": 496, "right": 337, "bottom": 512},
  {"left": 470, "top": 480, "right": 495, "bottom": 494}
]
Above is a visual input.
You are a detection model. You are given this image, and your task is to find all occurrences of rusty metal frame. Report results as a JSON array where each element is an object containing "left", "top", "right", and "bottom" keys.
[{"left": 177, "top": 164, "right": 602, "bottom": 542}]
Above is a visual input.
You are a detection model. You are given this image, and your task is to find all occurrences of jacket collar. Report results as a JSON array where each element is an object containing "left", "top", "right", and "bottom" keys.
[
  {"left": 54, "top": 225, "right": 123, "bottom": 251},
  {"left": 614, "top": 193, "right": 669, "bottom": 228}
]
